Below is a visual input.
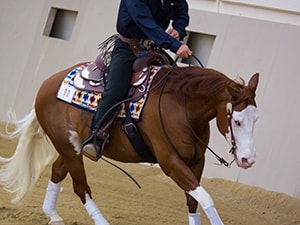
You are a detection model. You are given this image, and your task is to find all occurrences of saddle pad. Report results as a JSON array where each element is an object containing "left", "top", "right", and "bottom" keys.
[{"left": 56, "top": 64, "right": 161, "bottom": 120}]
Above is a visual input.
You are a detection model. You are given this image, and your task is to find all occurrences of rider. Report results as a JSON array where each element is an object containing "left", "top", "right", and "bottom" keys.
[{"left": 82, "top": 0, "right": 193, "bottom": 161}]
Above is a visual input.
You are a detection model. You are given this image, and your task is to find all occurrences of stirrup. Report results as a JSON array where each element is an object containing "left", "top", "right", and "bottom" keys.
[
  {"left": 81, "top": 133, "right": 104, "bottom": 161},
  {"left": 82, "top": 143, "right": 102, "bottom": 161}
]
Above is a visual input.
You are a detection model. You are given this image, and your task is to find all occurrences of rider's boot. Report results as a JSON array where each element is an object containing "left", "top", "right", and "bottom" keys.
[
  {"left": 82, "top": 38, "right": 136, "bottom": 161},
  {"left": 82, "top": 132, "right": 104, "bottom": 161},
  {"left": 82, "top": 109, "right": 117, "bottom": 161}
]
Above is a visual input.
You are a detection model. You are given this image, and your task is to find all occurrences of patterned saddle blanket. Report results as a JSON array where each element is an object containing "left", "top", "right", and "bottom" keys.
[{"left": 56, "top": 64, "right": 161, "bottom": 120}]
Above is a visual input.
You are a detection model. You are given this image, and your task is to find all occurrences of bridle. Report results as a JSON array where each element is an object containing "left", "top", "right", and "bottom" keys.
[
  {"left": 99, "top": 57, "right": 242, "bottom": 188},
  {"left": 185, "top": 94, "right": 255, "bottom": 167},
  {"left": 156, "top": 54, "right": 243, "bottom": 167},
  {"left": 157, "top": 71, "right": 257, "bottom": 168},
  {"left": 183, "top": 100, "right": 237, "bottom": 168},
  {"left": 157, "top": 79, "right": 239, "bottom": 168},
  {"left": 103, "top": 87, "right": 241, "bottom": 188},
  {"left": 226, "top": 102, "right": 237, "bottom": 155}
]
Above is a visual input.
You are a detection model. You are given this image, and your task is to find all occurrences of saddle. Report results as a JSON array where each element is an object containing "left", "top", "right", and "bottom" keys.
[
  {"left": 73, "top": 46, "right": 169, "bottom": 100},
  {"left": 76, "top": 41, "right": 169, "bottom": 163}
]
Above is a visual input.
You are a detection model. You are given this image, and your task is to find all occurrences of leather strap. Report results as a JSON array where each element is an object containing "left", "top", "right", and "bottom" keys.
[
  {"left": 121, "top": 101, "right": 157, "bottom": 163},
  {"left": 118, "top": 34, "right": 141, "bottom": 57}
]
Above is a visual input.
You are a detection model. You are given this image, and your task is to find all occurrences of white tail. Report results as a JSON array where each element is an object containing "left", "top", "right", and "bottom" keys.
[{"left": 0, "top": 109, "right": 57, "bottom": 203}]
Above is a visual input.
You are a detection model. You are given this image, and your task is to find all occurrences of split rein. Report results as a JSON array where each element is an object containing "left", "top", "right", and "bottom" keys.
[
  {"left": 158, "top": 55, "right": 236, "bottom": 168},
  {"left": 183, "top": 100, "right": 236, "bottom": 168}
]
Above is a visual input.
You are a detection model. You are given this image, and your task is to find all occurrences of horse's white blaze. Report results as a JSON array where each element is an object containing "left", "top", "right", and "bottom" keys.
[{"left": 225, "top": 105, "right": 259, "bottom": 169}]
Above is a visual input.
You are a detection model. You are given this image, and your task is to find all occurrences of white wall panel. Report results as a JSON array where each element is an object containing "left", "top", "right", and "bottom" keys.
[
  {"left": 0, "top": 0, "right": 299, "bottom": 199},
  {"left": 187, "top": 8, "right": 300, "bottom": 199},
  {"left": 188, "top": 0, "right": 300, "bottom": 25}
]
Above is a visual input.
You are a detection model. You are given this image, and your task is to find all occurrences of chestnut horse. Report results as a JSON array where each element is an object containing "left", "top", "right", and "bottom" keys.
[{"left": 0, "top": 64, "right": 259, "bottom": 225}]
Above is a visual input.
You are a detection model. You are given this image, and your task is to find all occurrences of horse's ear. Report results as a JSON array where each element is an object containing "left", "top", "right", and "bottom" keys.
[
  {"left": 227, "top": 83, "right": 242, "bottom": 99},
  {"left": 248, "top": 73, "right": 259, "bottom": 92}
]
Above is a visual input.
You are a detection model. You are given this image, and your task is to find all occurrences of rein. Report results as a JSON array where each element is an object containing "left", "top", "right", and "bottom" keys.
[
  {"left": 158, "top": 55, "right": 236, "bottom": 168},
  {"left": 159, "top": 92, "right": 235, "bottom": 168},
  {"left": 93, "top": 65, "right": 176, "bottom": 188},
  {"left": 97, "top": 54, "right": 235, "bottom": 189},
  {"left": 184, "top": 99, "right": 236, "bottom": 168},
  {"left": 226, "top": 102, "right": 237, "bottom": 155}
]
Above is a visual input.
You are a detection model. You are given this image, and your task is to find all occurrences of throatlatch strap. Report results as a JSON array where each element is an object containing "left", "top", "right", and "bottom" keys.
[{"left": 122, "top": 102, "right": 157, "bottom": 163}]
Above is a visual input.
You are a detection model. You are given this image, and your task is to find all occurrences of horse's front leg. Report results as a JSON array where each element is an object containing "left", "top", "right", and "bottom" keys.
[
  {"left": 185, "top": 159, "right": 203, "bottom": 225},
  {"left": 185, "top": 129, "right": 223, "bottom": 225},
  {"left": 43, "top": 156, "right": 68, "bottom": 225},
  {"left": 186, "top": 194, "right": 201, "bottom": 225},
  {"left": 188, "top": 185, "right": 224, "bottom": 225},
  {"left": 186, "top": 159, "right": 224, "bottom": 225},
  {"left": 187, "top": 186, "right": 224, "bottom": 225},
  {"left": 159, "top": 153, "right": 223, "bottom": 225},
  {"left": 185, "top": 160, "right": 202, "bottom": 225}
]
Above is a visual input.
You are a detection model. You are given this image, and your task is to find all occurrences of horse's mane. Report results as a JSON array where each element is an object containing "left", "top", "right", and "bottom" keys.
[{"left": 162, "top": 66, "right": 244, "bottom": 98}]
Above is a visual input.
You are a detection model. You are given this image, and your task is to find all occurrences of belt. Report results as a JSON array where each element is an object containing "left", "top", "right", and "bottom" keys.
[
  {"left": 118, "top": 34, "right": 155, "bottom": 57},
  {"left": 118, "top": 34, "right": 141, "bottom": 57}
]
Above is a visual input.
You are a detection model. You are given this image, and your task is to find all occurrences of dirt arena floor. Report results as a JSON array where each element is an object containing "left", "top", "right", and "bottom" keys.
[{"left": 0, "top": 123, "right": 300, "bottom": 225}]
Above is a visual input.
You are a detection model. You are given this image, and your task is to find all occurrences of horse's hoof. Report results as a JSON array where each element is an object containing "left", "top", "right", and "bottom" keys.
[{"left": 48, "top": 221, "right": 65, "bottom": 225}]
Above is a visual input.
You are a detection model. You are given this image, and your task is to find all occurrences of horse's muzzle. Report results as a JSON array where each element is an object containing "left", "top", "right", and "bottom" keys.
[{"left": 235, "top": 151, "right": 256, "bottom": 169}]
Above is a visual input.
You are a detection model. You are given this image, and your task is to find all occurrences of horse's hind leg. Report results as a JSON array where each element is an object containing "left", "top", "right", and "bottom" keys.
[
  {"left": 66, "top": 159, "right": 110, "bottom": 225},
  {"left": 43, "top": 151, "right": 109, "bottom": 225},
  {"left": 58, "top": 147, "right": 109, "bottom": 225},
  {"left": 43, "top": 156, "right": 68, "bottom": 225}
]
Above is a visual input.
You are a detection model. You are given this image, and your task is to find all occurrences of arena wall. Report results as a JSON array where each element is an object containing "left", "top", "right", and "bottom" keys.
[{"left": 0, "top": 0, "right": 299, "bottom": 199}]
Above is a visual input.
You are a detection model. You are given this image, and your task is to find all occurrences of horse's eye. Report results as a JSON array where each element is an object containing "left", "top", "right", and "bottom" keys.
[{"left": 234, "top": 120, "right": 241, "bottom": 126}]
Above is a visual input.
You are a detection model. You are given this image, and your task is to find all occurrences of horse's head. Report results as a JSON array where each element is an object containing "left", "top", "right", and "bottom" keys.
[{"left": 216, "top": 73, "right": 259, "bottom": 169}]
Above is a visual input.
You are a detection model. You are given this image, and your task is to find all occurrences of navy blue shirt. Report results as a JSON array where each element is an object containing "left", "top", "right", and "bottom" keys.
[{"left": 116, "top": 0, "right": 189, "bottom": 53}]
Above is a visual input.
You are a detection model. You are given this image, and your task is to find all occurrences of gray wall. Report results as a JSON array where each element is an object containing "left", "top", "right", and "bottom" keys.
[
  {"left": 189, "top": 10, "right": 300, "bottom": 199},
  {"left": 0, "top": 0, "right": 299, "bottom": 199},
  {"left": 0, "top": 0, "right": 119, "bottom": 118}
]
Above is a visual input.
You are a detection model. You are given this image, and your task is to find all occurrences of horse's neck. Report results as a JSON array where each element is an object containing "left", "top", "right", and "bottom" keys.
[
  {"left": 185, "top": 96, "right": 221, "bottom": 126},
  {"left": 158, "top": 66, "right": 229, "bottom": 127}
]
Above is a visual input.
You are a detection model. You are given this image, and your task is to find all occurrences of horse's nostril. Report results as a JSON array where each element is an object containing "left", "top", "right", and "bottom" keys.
[{"left": 241, "top": 157, "right": 248, "bottom": 164}]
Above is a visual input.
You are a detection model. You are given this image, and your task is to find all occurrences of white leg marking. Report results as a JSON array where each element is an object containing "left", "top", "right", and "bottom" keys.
[
  {"left": 69, "top": 130, "right": 82, "bottom": 154},
  {"left": 42, "top": 180, "right": 64, "bottom": 223},
  {"left": 188, "top": 212, "right": 201, "bottom": 225},
  {"left": 48, "top": 214, "right": 65, "bottom": 225},
  {"left": 188, "top": 186, "right": 224, "bottom": 225},
  {"left": 84, "top": 193, "right": 110, "bottom": 225}
]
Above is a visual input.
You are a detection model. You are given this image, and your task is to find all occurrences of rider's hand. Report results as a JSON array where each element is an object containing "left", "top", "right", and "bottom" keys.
[
  {"left": 176, "top": 44, "right": 192, "bottom": 59},
  {"left": 167, "top": 28, "right": 180, "bottom": 40}
]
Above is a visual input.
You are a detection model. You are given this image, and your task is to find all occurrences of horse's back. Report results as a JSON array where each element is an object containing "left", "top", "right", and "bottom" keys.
[{"left": 32, "top": 64, "right": 203, "bottom": 164}]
